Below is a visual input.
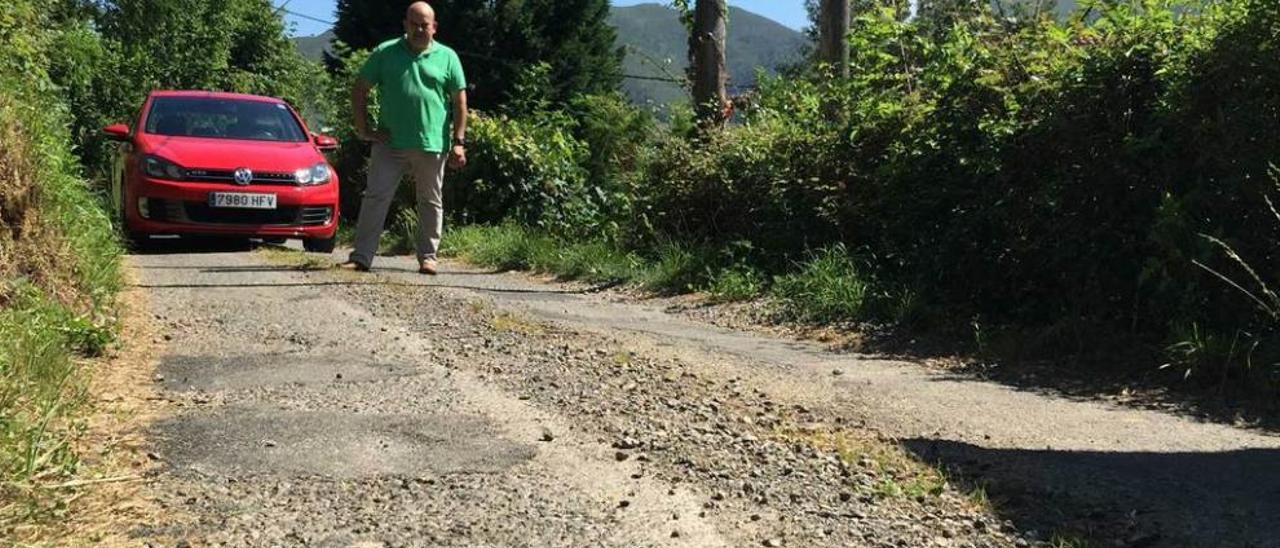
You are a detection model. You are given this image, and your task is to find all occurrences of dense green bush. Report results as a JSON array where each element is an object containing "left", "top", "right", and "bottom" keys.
[
  {"left": 640, "top": 0, "right": 1278, "bottom": 385},
  {"left": 446, "top": 111, "right": 594, "bottom": 232}
]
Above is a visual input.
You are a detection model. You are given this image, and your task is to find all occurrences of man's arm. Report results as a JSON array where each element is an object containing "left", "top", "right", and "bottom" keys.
[
  {"left": 351, "top": 77, "right": 386, "bottom": 143},
  {"left": 448, "top": 89, "right": 468, "bottom": 168},
  {"left": 451, "top": 89, "right": 467, "bottom": 144}
]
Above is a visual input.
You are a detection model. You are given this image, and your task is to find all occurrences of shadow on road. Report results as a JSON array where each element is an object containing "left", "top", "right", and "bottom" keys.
[
  {"left": 128, "top": 236, "right": 259, "bottom": 254},
  {"left": 127, "top": 279, "right": 600, "bottom": 296},
  {"left": 901, "top": 438, "right": 1280, "bottom": 547}
]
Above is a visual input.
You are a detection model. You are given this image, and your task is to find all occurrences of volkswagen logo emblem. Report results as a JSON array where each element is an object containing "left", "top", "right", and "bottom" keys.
[{"left": 233, "top": 167, "right": 253, "bottom": 186}]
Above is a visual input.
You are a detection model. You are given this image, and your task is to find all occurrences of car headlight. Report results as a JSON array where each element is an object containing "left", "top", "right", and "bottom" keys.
[
  {"left": 295, "top": 163, "right": 331, "bottom": 185},
  {"left": 143, "top": 155, "right": 186, "bottom": 180}
]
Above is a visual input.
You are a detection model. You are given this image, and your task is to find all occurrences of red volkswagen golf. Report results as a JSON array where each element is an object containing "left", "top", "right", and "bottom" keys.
[{"left": 104, "top": 90, "right": 340, "bottom": 252}]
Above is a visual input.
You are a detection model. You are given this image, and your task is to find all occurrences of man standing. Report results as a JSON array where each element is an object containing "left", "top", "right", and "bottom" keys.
[{"left": 340, "top": 1, "right": 467, "bottom": 275}]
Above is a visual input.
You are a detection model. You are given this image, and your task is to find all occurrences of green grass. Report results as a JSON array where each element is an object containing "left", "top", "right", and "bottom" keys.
[
  {"left": 442, "top": 223, "right": 641, "bottom": 284},
  {"left": 705, "top": 265, "right": 766, "bottom": 303},
  {"left": 770, "top": 245, "right": 873, "bottom": 323},
  {"left": 0, "top": 286, "right": 94, "bottom": 524},
  {"left": 438, "top": 224, "right": 893, "bottom": 325},
  {"left": 1049, "top": 533, "right": 1094, "bottom": 548}
]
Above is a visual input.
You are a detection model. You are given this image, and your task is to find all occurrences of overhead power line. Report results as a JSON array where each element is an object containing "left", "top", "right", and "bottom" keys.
[{"left": 276, "top": 6, "right": 335, "bottom": 26}]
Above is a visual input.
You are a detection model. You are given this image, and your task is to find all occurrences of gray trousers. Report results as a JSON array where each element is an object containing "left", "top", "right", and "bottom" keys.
[{"left": 349, "top": 143, "right": 446, "bottom": 267}]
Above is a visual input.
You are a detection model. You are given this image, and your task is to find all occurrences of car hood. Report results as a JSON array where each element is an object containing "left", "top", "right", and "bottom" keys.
[{"left": 141, "top": 135, "right": 324, "bottom": 171}]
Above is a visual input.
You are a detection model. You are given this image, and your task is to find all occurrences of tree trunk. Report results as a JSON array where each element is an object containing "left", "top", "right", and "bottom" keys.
[
  {"left": 819, "top": 0, "right": 850, "bottom": 77},
  {"left": 689, "top": 0, "right": 728, "bottom": 131}
]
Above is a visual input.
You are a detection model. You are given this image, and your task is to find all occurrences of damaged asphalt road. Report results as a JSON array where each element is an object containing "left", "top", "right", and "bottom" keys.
[{"left": 124, "top": 243, "right": 1280, "bottom": 547}]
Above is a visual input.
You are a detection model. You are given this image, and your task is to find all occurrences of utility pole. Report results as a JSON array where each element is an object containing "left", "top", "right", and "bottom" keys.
[
  {"left": 689, "top": 0, "right": 728, "bottom": 131},
  {"left": 819, "top": 0, "right": 850, "bottom": 77}
]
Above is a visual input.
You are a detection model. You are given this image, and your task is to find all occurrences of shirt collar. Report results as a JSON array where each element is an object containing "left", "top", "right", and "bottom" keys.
[{"left": 400, "top": 37, "right": 435, "bottom": 57}]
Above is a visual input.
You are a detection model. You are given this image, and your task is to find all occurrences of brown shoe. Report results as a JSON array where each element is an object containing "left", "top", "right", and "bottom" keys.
[
  {"left": 418, "top": 259, "right": 438, "bottom": 275},
  {"left": 337, "top": 260, "right": 370, "bottom": 272}
]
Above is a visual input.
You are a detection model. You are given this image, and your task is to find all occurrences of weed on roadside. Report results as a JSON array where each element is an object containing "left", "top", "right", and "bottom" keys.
[
  {"left": 490, "top": 311, "right": 544, "bottom": 334},
  {"left": 253, "top": 247, "right": 330, "bottom": 271}
]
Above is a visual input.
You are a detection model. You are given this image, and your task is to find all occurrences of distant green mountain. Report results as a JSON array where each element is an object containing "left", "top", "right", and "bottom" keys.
[
  {"left": 294, "top": 29, "right": 335, "bottom": 62},
  {"left": 609, "top": 3, "right": 807, "bottom": 111}
]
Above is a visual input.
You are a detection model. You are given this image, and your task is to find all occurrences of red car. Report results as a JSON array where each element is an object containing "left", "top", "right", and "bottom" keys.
[{"left": 104, "top": 90, "right": 340, "bottom": 252}]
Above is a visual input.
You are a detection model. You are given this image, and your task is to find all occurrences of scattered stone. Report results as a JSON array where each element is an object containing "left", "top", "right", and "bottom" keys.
[
  {"left": 613, "top": 437, "right": 642, "bottom": 450},
  {"left": 539, "top": 427, "right": 555, "bottom": 442}
]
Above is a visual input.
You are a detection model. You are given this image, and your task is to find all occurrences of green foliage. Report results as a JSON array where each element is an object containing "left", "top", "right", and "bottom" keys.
[
  {"left": 446, "top": 111, "right": 594, "bottom": 232},
  {"left": 0, "top": 0, "right": 123, "bottom": 528},
  {"left": 325, "top": 46, "right": 376, "bottom": 223},
  {"left": 706, "top": 265, "right": 766, "bottom": 303},
  {"left": 441, "top": 223, "right": 638, "bottom": 283},
  {"left": 55, "top": 0, "right": 319, "bottom": 174},
  {"left": 771, "top": 246, "right": 873, "bottom": 324}
]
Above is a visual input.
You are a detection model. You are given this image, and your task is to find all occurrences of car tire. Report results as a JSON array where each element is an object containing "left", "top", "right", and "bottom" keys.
[
  {"left": 304, "top": 236, "right": 336, "bottom": 253},
  {"left": 118, "top": 182, "right": 150, "bottom": 251}
]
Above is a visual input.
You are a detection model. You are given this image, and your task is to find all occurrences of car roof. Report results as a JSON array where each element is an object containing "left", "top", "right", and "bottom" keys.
[{"left": 148, "top": 90, "right": 286, "bottom": 104}]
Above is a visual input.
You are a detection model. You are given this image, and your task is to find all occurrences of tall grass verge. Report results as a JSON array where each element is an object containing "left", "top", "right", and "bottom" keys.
[
  {"left": 0, "top": 52, "right": 122, "bottom": 535},
  {"left": 442, "top": 223, "right": 639, "bottom": 284},
  {"left": 770, "top": 245, "right": 875, "bottom": 324}
]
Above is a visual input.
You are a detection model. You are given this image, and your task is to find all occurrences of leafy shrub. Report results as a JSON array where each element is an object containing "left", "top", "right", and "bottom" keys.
[
  {"left": 445, "top": 111, "right": 594, "bottom": 234},
  {"left": 706, "top": 266, "right": 767, "bottom": 303},
  {"left": 771, "top": 246, "right": 875, "bottom": 323}
]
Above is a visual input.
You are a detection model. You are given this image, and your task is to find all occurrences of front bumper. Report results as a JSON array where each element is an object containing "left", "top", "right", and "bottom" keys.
[{"left": 127, "top": 176, "right": 339, "bottom": 238}]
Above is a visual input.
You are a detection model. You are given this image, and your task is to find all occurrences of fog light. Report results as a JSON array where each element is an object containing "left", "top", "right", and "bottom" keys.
[{"left": 137, "top": 197, "right": 150, "bottom": 219}]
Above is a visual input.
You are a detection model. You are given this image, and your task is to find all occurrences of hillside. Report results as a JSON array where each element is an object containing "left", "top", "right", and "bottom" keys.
[
  {"left": 294, "top": 29, "right": 335, "bottom": 61},
  {"left": 609, "top": 3, "right": 807, "bottom": 110}
]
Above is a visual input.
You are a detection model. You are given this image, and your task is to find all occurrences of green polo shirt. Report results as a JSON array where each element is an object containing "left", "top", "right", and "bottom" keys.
[{"left": 359, "top": 37, "right": 466, "bottom": 152}]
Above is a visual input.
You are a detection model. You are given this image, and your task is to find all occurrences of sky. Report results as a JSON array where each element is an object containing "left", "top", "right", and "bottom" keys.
[{"left": 275, "top": 1, "right": 811, "bottom": 37}]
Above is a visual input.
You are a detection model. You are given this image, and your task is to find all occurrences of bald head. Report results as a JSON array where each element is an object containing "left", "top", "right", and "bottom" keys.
[
  {"left": 406, "top": 1, "right": 434, "bottom": 20},
  {"left": 403, "top": 2, "right": 437, "bottom": 52}
]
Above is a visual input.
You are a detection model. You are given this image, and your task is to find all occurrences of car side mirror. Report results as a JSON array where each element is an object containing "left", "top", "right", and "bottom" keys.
[
  {"left": 103, "top": 123, "right": 130, "bottom": 141},
  {"left": 313, "top": 133, "right": 338, "bottom": 151}
]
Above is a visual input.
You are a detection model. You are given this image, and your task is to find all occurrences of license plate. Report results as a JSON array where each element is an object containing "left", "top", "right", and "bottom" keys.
[{"left": 209, "top": 192, "right": 277, "bottom": 210}]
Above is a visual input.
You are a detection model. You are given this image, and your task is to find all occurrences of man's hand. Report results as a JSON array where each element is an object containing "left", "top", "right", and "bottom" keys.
[
  {"left": 358, "top": 127, "right": 390, "bottom": 144},
  {"left": 448, "top": 144, "right": 466, "bottom": 169}
]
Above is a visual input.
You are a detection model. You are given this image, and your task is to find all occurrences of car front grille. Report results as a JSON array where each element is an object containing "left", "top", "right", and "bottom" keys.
[{"left": 185, "top": 168, "right": 298, "bottom": 186}]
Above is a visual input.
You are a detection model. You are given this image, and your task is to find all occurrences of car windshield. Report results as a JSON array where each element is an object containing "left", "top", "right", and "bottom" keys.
[{"left": 144, "top": 96, "right": 307, "bottom": 142}]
